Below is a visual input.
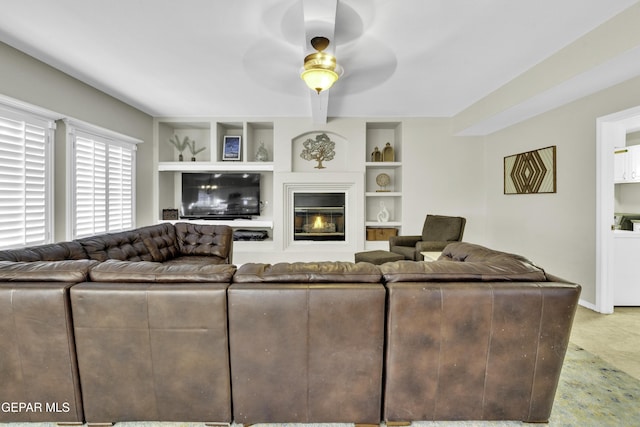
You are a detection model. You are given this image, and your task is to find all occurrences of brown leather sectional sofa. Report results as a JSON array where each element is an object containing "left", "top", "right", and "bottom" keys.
[
  {"left": 0, "top": 222, "right": 233, "bottom": 424},
  {"left": 0, "top": 223, "right": 581, "bottom": 425}
]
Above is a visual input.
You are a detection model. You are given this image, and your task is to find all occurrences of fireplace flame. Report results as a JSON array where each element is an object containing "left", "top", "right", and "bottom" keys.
[{"left": 313, "top": 216, "right": 325, "bottom": 229}]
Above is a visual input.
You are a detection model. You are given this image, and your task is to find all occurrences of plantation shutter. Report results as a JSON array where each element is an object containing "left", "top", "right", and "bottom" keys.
[
  {"left": 69, "top": 122, "right": 139, "bottom": 239},
  {"left": 74, "top": 135, "right": 107, "bottom": 237},
  {"left": 0, "top": 106, "right": 54, "bottom": 249},
  {"left": 107, "top": 143, "right": 134, "bottom": 231}
]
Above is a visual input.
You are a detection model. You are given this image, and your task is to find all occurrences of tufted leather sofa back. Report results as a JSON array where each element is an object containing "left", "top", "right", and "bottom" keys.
[
  {"left": 0, "top": 222, "right": 234, "bottom": 266},
  {"left": 76, "top": 229, "right": 155, "bottom": 262},
  {"left": 0, "top": 241, "right": 88, "bottom": 262},
  {"left": 174, "top": 222, "right": 233, "bottom": 262},
  {"left": 138, "top": 223, "right": 179, "bottom": 261}
]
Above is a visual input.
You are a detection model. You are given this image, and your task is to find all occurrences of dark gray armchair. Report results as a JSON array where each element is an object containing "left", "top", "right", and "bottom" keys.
[{"left": 389, "top": 214, "right": 466, "bottom": 260}]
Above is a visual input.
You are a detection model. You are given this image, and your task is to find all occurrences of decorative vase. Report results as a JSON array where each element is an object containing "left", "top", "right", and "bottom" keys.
[
  {"left": 382, "top": 142, "right": 394, "bottom": 162},
  {"left": 178, "top": 153, "right": 184, "bottom": 161},
  {"left": 255, "top": 142, "right": 268, "bottom": 162},
  {"left": 371, "top": 147, "right": 382, "bottom": 162},
  {"left": 191, "top": 157, "right": 196, "bottom": 161}
]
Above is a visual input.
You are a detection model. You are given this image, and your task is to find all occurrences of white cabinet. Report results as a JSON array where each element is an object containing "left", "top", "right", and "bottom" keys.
[
  {"left": 614, "top": 148, "right": 628, "bottom": 183},
  {"left": 613, "top": 232, "right": 640, "bottom": 305},
  {"left": 614, "top": 145, "right": 640, "bottom": 183},
  {"left": 628, "top": 145, "right": 640, "bottom": 181}
]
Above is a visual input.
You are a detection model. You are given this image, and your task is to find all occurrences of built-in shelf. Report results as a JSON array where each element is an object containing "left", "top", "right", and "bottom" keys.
[
  {"left": 365, "top": 161, "right": 402, "bottom": 168},
  {"left": 365, "top": 122, "right": 403, "bottom": 236},
  {"left": 158, "top": 161, "right": 274, "bottom": 172},
  {"left": 365, "top": 192, "right": 402, "bottom": 197},
  {"left": 365, "top": 221, "right": 402, "bottom": 227}
]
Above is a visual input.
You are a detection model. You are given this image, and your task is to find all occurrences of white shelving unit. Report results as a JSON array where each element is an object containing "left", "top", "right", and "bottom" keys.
[
  {"left": 155, "top": 118, "right": 275, "bottom": 252},
  {"left": 364, "top": 122, "right": 403, "bottom": 250}
]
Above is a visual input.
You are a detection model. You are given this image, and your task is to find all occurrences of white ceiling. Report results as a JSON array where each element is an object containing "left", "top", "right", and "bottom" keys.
[{"left": 0, "top": 0, "right": 638, "bottom": 126}]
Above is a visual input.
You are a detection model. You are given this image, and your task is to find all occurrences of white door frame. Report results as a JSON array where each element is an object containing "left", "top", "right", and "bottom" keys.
[{"left": 596, "top": 105, "right": 640, "bottom": 313}]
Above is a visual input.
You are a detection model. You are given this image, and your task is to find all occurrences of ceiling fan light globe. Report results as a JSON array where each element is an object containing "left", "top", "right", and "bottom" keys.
[{"left": 301, "top": 68, "right": 339, "bottom": 93}]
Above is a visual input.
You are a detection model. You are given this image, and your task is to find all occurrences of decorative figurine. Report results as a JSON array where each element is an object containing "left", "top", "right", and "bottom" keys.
[
  {"left": 255, "top": 141, "right": 268, "bottom": 161},
  {"left": 377, "top": 201, "right": 390, "bottom": 223},
  {"left": 376, "top": 173, "right": 391, "bottom": 192}
]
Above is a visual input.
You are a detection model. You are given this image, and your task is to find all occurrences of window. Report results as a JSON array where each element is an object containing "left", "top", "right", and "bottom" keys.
[
  {"left": 0, "top": 104, "right": 55, "bottom": 249},
  {"left": 67, "top": 120, "right": 139, "bottom": 239}
]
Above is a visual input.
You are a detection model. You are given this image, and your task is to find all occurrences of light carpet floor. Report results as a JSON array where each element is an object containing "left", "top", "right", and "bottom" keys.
[{"left": 1, "top": 344, "right": 638, "bottom": 427}]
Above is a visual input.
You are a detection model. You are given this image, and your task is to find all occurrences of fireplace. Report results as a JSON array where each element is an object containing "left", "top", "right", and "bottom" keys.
[{"left": 294, "top": 192, "right": 345, "bottom": 241}]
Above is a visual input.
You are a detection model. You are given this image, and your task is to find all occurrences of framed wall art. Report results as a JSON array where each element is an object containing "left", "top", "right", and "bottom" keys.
[
  {"left": 222, "top": 136, "right": 242, "bottom": 161},
  {"left": 504, "top": 145, "right": 556, "bottom": 194}
]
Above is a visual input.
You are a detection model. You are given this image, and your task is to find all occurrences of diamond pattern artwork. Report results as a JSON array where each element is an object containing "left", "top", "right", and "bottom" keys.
[{"left": 504, "top": 146, "right": 556, "bottom": 194}]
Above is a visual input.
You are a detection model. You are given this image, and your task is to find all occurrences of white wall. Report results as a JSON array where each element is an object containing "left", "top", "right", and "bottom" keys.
[
  {"left": 483, "top": 74, "right": 640, "bottom": 305},
  {"left": 0, "top": 41, "right": 154, "bottom": 238},
  {"left": 400, "top": 118, "right": 486, "bottom": 243}
]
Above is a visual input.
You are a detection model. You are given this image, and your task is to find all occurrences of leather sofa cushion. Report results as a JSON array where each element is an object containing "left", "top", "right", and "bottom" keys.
[
  {"left": 380, "top": 259, "right": 547, "bottom": 283},
  {"left": 139, "top": 223, "right": 179, "bottom": 262},
  {"left": 441, "top": 241, "right": 538, "bottom": 264},
  {"left": 233, "top": 261, "right": 382, "bottom": 283},
  {"left": 0, "top": 241, "right": 87, "bottom": 262},
  {"left": 0, "top": 260, "right": 99, "bottom": 282},
  {"left": 89, "top": 259, "right": 236, "bottom": 283},
  {"left": 174, "top": 223, "right": 232, "bottom": 260},
  {"left": 77, "top": 230, "right": 153, "bottom": 262}
]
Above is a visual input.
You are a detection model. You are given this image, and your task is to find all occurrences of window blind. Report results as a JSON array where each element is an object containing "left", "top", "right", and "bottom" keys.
[
  {"left": 0, "top": 108, "right": 53, "bottom": 249},
  {"left": 72, "top": 131, "right": 136, "bottom": 239}
]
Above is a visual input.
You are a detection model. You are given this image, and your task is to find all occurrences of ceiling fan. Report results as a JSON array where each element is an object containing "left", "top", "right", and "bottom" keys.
[{"left": 243, "top": 0, "right": 397, "bottom": 122}]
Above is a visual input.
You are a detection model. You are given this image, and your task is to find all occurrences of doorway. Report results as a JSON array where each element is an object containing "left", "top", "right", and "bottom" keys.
[{"left": 596, "top": 105, "right": 640, "bottom": 313}]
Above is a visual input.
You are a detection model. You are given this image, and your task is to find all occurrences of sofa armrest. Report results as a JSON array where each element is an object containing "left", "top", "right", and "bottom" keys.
[{"left": 389, "top": 235, "right": 421, "bottom": 249}]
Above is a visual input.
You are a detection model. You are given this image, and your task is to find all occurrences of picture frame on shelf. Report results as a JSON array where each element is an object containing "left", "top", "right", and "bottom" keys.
[
  {"left": 162, "top": 208, "right": 179, "bottom": 220},
  {"left": 222, "top": 136, "right": 242, "bottom": 161}
]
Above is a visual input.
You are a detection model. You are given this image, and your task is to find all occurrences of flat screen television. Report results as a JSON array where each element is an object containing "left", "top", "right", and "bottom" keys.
[{"left": 180, "top": 172, "right": 260, "bottom": 220}]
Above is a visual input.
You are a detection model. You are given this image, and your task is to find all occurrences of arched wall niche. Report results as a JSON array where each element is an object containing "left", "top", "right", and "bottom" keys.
[{"left": 291, "top": 130, "right": 348, "bottom": 172}]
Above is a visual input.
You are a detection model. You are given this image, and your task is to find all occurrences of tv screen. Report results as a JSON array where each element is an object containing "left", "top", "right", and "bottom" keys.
[{"left": 181, "top": 172, "right": 260, "bottom": 219}]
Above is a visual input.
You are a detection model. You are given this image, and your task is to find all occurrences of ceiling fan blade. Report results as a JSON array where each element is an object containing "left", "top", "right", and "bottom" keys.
[
  {"left": 333, "top": 36, "right": 397, "bottom": 95},
  {"left": 242, "top": 38, "right": 305, "bottom": 96}
]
